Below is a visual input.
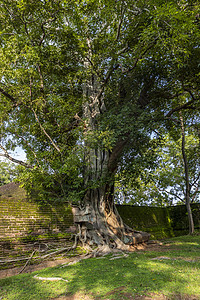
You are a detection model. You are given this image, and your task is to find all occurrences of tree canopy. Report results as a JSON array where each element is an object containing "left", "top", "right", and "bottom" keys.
[
  {"left": 116, "top": 127, "right": 200, "bottom": 206},
  {"left": 0, "top": 0, "right": 200, "bottom": 248}
]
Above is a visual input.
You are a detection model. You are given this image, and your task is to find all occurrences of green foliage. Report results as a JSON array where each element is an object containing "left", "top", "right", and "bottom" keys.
[
  {"left": 0, "top": 161, "right": 18, "bottom": 186},
  {"left": 16, "top": 160, "right": 84, "bottom": 203},
  {"left": 0, "top": 0, "right": 199, "bottom": 201},
  {"left": 116, "top": 124, "right": 200, "bottom": 207}
]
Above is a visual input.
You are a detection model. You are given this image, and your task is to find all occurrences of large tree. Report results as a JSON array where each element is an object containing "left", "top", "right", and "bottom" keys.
[
  {"left": 0, "top": 0, "right": 199, "bottom": 251},
  {"left": 116, "top": 125, "right": 200, "bottom": 208}
]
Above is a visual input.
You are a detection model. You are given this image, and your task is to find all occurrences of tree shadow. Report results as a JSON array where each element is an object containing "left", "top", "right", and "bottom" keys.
[
  {"left": 60, "top": 255, "right": 199, "bottom": 299},
  {"left": 1, "top": 251, "right": 197, "bottom": 300}
]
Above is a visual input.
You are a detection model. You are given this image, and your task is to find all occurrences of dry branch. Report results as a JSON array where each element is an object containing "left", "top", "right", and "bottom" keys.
[
  {"left": 0, "top": 246, "right": 74, "bottom": 265},
  {"left": 18, "top": 250, "right": 36, "bottom": 274}
]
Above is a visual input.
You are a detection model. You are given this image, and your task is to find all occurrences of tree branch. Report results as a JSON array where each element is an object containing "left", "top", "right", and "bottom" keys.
[
  {"left": 31, "top": 107, "right": 61, "bottom": 153},
  {"left": 150, "top": 177, "right": 184, "bottom": 203},
  {"left": 0, "top": 144, "right": 34, "bottom": 169},
  {"left": 115, "top": 4, "right": 126, "bottom": 41},
  {"left": 108, "top": 137, "right": 129, "bottom": 173},
  {"left": 165, "top": 99, "right": 196, "bottom": 118},
  {"left": 93, "top": 61, "right": 119, "bottom": 113},
  {"left": 0, "top": 86, "right": 17, "bottom": 104},
  {"left": 159, "top": 187, "right": 184, "bottom": 203},
  {"left": 122, "top": 38, "right": 158, "bottom": 74}
]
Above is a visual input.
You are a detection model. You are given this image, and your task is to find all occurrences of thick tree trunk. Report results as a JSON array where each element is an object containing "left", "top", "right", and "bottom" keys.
[
  {"left": 73, "top": 57, "right": 150, "bottom": 253},
  {"left": 72, "top": 147, "right": 150, "bottom": 252}
]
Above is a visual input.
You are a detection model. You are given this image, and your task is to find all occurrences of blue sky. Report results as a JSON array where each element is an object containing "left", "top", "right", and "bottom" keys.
[
  {"left": 0, "top": 147, "right": 26, "bottom": 163},
  {"left": 13, "top": 147, "right": 27, "bottom": 161}
]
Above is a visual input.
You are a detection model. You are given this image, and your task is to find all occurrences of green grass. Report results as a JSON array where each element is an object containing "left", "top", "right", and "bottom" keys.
[{"left": 0, "top": 235, "right": 200, "bottom": 299}]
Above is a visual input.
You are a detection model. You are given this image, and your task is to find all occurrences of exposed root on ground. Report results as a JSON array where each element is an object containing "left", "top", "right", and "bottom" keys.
[
  {"left": 0, "top": 202, "right": 150, "bottom": 274},
  {"left": 0, "top": 241, "right": 78, "bottom": 274},
  {"left": 33, "top": 275, "right": 68, "bottom": 282},
  {"left": 0, "top": 239, "right": 170, "bottom": 279}
]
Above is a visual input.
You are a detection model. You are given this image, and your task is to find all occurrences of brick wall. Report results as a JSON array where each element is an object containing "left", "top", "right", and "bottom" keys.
[
  {"left": 0, "top": 183, "right": 200, "bottom": 241},
  {"left": 117, "top": 203, "right": 200, "bottom": 239},
  {"left": 0, "top": 183, "right": 73, "bottom": 240}
]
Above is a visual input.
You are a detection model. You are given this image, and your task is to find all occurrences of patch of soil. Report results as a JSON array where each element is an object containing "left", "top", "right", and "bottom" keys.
[
  {"left": 51, "top": 293, "right": 94, "bottom": 300},
  {"left": 1, "top": 255, "right": 83, "bottom": 280},
  {"left": 0, "top": 256, "right": 82, "bottom": 279},
  {"left": 0, "top": 238, "right": 78, "bottom": 279},
  {"left": 134, "top": 293, "right": 199, "bottom": 300},
  {"left": 102, "top": 286, "right": 135, "bottom": 299},
  {"left": 144, "top": 241, "right": 168, "bottom": 251}
]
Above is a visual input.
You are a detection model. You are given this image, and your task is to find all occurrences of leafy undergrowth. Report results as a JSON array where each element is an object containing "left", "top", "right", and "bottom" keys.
[{"left": 0, "top": 235, "right": 200, "bottom": 300}]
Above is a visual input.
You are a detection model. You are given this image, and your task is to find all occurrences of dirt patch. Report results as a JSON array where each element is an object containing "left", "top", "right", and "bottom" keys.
[
  {"left": 51, "top": 292, "right": 94, "bottom": 300},
  {"left": 143, "top": 241, "right": 170, "bottom": 252},
  {"left": 0, "top": 258, "right": 70, "bottom": 279},
  {"left": 0, "top": 255, "right": 87, "bottom": 279},
  {"left": 102, "top": 286, "right": 135, "bottom": 299},
  {"left": 50, "top": 290, "right": 164, "bottom": 300},
  {"left": 134, "top": 293, "right": 199, "bottom": 300},
  {"left": 133, "top": 293, "right": 167, "bottom": 300}
]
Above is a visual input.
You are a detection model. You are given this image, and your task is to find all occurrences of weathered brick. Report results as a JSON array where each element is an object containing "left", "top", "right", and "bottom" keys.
[{"left": 0, "top": 185, "right": 74, "bottom": 240}]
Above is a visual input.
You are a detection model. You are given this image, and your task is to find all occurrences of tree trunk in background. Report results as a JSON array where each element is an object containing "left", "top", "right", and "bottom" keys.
[{"left": 179, "top": 112, "right": 194, "bottom": 234}]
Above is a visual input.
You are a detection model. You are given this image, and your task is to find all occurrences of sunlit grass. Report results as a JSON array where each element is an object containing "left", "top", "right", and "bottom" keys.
[{"left": 0, "top": 235, "right": 200, "bottom": 299}]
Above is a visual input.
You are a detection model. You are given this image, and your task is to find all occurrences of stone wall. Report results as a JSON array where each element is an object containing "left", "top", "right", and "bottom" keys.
[
  {"left": 117, "top": 203, "right": 200, "bottom": 239},
  {"left": 0, "top": 183, "right": 73, "bottom": 241},
  {"left": 0, "top": 183, "right": 200, "bottom": 241},
  {"left": 117, "top": 205, "right": 174, "bottom": 239}
]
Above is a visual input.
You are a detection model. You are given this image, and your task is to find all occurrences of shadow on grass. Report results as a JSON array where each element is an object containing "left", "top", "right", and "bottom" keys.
[
  {"left": 1, "top": 249, "right": 199, "bottom": 300},
  {"left": 60, "top": 254, "right": 200, "bottom": 299},
  {"left": 0, "top": 272, "right": 67, "bottom": 300}
]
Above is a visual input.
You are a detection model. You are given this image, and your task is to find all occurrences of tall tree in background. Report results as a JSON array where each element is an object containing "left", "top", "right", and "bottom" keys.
[
  {"left": 116, "top": 122, "right": 200, "bottom": 208},
  {"left": 0, "top": 0, "right": 199, "bottom": 251},
  {"left": 179, "top": 111, "right": 194, "bottom": 234}
]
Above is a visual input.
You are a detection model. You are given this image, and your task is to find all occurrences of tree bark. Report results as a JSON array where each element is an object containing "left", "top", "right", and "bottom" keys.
[
  {"left": 72, "top": 147, "right": 150, "bottom": 251},
  {"left": 179, "top": 112, "right": 194, "bottom": 234},
  {"left": 71, "top": 67, "right": 150, "bottom": 252}
]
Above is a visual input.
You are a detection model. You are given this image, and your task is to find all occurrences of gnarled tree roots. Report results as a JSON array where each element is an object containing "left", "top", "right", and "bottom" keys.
[{"left": 72, "top": 205, "right": 150, "bottom": 257}]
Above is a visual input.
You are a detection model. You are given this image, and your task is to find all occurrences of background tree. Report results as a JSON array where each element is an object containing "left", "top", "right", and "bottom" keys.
[
  {"left": 116, "top": 110, "right": 200, "bottom": 234},
  {"left": 116, "top": 128, "right": 200, "bottom": 207},
  {"left": 0, "top": 0, "right": 200, "bottom": 251},
  {"left": 0, "top": 160, "right": 18, "bottom": 186}
]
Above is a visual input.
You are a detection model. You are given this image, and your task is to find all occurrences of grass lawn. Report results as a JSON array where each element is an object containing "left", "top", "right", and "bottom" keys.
[{"left": 0, "top": 235, "right": 200, "bottom": 300}]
